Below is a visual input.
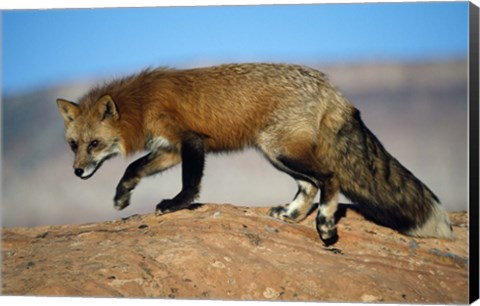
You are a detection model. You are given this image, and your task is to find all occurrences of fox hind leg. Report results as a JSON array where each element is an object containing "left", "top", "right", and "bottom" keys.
[
  {"left": 316, "top": 176, "right": 340, "bottom": 245},
  {"left": 269, "top": 179, "right": 318, "bottom": 222},
  {"left": 262, "top": 147, "right": 329, "bottom": 223}
]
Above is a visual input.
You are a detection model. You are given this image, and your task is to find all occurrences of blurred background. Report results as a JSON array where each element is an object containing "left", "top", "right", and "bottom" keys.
[{"left": 1, "top": 2, "right": 469, "bottom": 227}]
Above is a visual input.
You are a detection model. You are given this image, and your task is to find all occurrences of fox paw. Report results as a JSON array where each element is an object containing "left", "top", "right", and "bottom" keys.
[
  {"left": 113, "top": 192, "right": 131, "bottom": 211},
  {"left": 316, "top": 219, "right": 338, "bottom": 246},
  {"left": 319, "top": 228, "right": 338, "bottom": 246},
  {"left": 268, "top": 205, "right": 302, "bottom": 223},
  {"left": 155, "top": 199, "right": 179, "bottom": 215}
]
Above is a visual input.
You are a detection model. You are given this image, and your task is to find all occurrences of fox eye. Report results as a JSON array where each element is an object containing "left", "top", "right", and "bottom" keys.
[
  {"left": 68, "top": 140, "right": 78, "bottom": 152},
  {"left": 88, "top": 139, "right": 100, "bottom": 151}
]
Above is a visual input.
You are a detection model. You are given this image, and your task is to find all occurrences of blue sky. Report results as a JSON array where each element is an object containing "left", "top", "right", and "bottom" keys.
[{"left": 2, "top": 2, "right": 469, "bottom": 95}]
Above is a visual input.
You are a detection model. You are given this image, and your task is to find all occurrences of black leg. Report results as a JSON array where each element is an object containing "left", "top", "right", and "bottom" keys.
[
  {"left": 114, "top": 150, "right": 181, "bottom": 210},
  {"left": 316, "top": 176, "right": 340, "bottom": 245},
  {"left": 114, "top": 153, "right": 152, "bottom": 210},
  {"left": 156, "top": 134, "right": 205, "bottom": 215}
]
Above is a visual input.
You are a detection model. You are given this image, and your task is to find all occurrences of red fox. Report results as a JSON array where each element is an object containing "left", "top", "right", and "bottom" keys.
[{"left": 56, "top": 63, "right": 453, "bottom": 245}]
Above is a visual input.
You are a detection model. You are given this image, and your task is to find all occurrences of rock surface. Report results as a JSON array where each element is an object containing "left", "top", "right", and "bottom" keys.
[{"left": 2, "top": 204, "right": 469, "bottom": 303}]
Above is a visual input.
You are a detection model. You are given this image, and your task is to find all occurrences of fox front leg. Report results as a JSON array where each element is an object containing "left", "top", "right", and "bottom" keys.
[
  {"left": 155, "top": 134, "right": 205, "bottom": 215},
  {"left": 114, "top": 150, "right": 181, "bottom": 210}
]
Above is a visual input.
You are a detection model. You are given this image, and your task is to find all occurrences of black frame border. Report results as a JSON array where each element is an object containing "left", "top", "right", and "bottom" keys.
[{"left": 469, "top": 1, "right": 479, "bottom": 304}]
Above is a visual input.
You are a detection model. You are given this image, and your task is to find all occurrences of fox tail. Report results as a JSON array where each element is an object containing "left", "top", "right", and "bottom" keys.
[{"left": 333, "top": 109, "right": 453, "bottom": 238}]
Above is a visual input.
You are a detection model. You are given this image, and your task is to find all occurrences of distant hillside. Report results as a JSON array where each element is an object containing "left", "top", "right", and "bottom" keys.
[{"left": 1, "top": 60, "right": 468, "bottom": 227}]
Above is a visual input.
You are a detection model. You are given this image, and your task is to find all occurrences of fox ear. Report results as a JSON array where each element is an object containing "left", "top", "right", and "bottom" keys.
[
  {"left": 56, "top": 98, "right": 80, "bottom": 124},
  {"left": 97, "top": 95, "right": 119, "bottom": 121}
]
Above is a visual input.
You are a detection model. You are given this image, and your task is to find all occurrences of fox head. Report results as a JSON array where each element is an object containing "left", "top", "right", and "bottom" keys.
[{"left": 56, "top": 94, "right": 124, "bottom": 179}]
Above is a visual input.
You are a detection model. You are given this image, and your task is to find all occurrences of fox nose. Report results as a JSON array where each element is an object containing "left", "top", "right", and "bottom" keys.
[{"left": 74, "top": 168, "right": 84, "bottom": 177}]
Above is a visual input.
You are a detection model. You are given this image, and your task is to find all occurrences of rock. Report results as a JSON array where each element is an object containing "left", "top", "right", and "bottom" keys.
[{"left": 1, "top": 204, "right": 468, "bottom": 303}]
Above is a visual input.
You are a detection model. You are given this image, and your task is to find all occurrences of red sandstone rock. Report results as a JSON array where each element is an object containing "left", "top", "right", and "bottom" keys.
[{"left": 1, "top": 204, "right": 468, "bottom": 303}]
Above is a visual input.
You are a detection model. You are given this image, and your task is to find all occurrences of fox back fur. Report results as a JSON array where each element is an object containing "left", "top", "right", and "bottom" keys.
[{"left": 56, "top": 63, "right": 453, "bottom": 245}]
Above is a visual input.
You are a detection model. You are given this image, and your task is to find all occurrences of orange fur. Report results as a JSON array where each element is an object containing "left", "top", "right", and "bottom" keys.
[{"left": 76, "top": 65, "right": 300, "bottom": 155}]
